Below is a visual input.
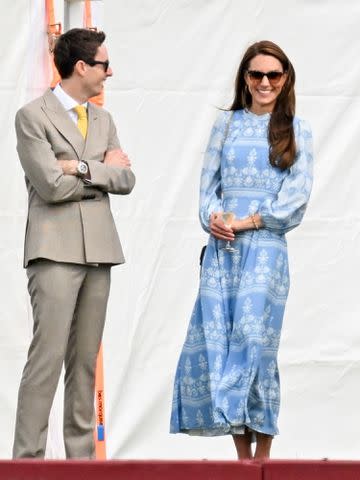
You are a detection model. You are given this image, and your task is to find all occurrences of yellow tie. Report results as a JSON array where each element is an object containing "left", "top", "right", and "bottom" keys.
[{"left": 74, "top": 105, "right": 88, "bottom": 138}]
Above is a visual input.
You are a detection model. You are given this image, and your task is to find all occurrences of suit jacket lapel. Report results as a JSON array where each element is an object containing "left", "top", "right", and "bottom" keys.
[
  {"left": 41, "top": 88, "right": 85, "bottom": 159},
  {"left": 83, "top": 102, "right": 99, "bottom": 158}
]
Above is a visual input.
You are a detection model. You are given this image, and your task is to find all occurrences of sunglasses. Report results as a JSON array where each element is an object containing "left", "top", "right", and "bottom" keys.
[
  {"left": 86, "top": 59, "right": 110, "bottom": 72},
  {"left": 246, "top": 70, "right": 285, "bottom": 85}
]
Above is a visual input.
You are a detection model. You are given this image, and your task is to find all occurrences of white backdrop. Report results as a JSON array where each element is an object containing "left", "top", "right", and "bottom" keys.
[{"left": 1, "top": 0, "right": 360, "bottom": 460}]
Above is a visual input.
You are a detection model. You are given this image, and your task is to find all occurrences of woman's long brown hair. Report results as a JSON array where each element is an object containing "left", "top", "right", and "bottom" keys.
[{"left": 229, "top": 40, "right": 296, "bottom": 169}]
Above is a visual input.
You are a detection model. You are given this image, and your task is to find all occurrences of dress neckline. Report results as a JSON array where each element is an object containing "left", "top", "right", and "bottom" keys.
[{"left": 243, "top": 108, "right": 271, "bottom": 120}]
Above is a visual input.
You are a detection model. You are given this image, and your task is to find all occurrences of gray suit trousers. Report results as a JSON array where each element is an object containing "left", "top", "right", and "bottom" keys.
[{"left": 13, "top": 260, "right": 111, "bottom": 459}]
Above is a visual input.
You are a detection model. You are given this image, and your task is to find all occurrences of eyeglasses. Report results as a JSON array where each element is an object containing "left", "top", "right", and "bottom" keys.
[
  {"left": 246, "top": 70, "right": 285, "bottom": 85},
  {"left": 86, "top": 59, "right": 110, "bottom": 72}
]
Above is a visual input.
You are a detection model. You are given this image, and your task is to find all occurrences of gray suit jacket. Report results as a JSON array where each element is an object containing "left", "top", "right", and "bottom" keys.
[{"left": 16, "top": 88, "right": 135, "bottom": 267}]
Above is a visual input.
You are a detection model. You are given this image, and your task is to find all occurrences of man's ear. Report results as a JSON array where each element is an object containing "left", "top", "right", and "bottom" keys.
[{"left": 74, "top": 59, "right": 87, "bottom": 77}]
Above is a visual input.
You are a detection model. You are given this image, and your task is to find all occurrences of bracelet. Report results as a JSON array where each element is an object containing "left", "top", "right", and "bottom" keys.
[{"left": 250, "top": 214, "right": 259, "bottom": 230}]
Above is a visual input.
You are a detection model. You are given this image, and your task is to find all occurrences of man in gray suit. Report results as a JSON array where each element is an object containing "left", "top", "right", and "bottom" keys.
[{"left": 13, "top": 28, "right": 135, "bottom": 459}]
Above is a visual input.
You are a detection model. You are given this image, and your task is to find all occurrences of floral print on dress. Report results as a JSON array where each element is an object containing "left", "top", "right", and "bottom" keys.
[{"left": 171, "top": 109, "right": 313, "bottom": 437}]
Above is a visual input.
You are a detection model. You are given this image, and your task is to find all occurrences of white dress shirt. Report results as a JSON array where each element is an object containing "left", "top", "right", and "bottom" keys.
[{"left": 53, "top": 83, "right": 88, "bottom": 124}]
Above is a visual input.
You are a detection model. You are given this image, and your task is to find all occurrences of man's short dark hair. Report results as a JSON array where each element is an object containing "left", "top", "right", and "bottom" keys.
[{"left": 54, "top": 28, "right": 106, "bottom": 79}]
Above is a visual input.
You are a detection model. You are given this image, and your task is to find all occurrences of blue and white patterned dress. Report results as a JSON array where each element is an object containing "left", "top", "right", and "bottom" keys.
[{"left": 170, "top": 109, "right": 313, "bottom": 437}]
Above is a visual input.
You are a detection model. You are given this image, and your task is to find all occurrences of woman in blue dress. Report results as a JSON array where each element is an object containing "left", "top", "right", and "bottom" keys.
[{"left": 170, "top": 41, "right": 313, "bottom": 459}]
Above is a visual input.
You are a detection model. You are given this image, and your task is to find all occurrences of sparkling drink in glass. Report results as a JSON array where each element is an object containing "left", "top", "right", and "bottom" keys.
[{"left": 221, "top": 212, "right": 238, "bottom": 253}]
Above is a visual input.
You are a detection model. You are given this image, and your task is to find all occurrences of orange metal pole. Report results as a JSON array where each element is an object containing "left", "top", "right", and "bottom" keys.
[
  {"left": 84, "top": 0, "right": 93, "bottom": 29},
  {"left": 84, "top": 0, "right": 107, "bottom": 459},
  {"left": 45, "top": 0, "right": 61, "bottom": 87},
  {"left": 94, "top": 343, "right": 107, "bottom": 459},
  {"left": 84, "top": 0, "right": 104, "bottom": 107}
]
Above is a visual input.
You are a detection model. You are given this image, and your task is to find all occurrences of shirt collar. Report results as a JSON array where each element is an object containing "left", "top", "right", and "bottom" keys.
[{"left": 53, "top": 83, "right": 88, "bottom": 112}]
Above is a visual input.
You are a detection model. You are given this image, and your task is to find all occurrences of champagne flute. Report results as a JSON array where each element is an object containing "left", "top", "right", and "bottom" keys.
[{"left": 221, "top": 212, "right": 238, "bottom": 253}]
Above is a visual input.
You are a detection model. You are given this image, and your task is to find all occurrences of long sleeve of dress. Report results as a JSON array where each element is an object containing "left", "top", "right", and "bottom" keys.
[
  {"left": 199, "top": 110, "right": 232, "bottom": 233},
  {"left": 258, "top": 118, "right": 313, "bottom": 235}
]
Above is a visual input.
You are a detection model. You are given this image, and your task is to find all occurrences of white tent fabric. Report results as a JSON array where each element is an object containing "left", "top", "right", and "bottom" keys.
[{"left": 1, "top": 0, "right": 360, "bottom": 460}]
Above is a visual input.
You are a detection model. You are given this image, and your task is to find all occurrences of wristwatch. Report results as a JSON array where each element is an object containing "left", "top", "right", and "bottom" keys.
[{"left": 77, "top": 160, "right": 89, "bottom": 178}]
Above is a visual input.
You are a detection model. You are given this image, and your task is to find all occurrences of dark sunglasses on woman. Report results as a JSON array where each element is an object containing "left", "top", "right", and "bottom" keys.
[{"left": 246, "top": 70, "right": 285, "bottom": 86}]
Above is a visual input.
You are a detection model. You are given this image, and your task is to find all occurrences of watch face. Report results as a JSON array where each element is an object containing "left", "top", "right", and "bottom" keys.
[{"left": 78, "top": 162, "right": 88, "bottom": 175}]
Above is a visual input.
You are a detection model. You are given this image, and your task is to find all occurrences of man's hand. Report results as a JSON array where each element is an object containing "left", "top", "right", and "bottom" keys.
[
  {"left": 104, "top": 149, "right": 131, "bottom": 168},
  {"left": 210, "top": 212, "right": 235, "bottom": 241},
  {"left": 57, "top": 159, "right": 78, "bottom": 176}
]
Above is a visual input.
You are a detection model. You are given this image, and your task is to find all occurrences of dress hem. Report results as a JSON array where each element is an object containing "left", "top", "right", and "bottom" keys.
[{"left": 170, "top": 423, "right": 278, "bottom": 438}]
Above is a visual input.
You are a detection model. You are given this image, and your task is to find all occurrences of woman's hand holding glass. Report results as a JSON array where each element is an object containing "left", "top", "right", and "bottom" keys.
[
  {"left": 210, "top": 213, "right": 263, "bottom": 240},
  {"left": 210, "top": 212, "right": 236, "bottom": 241}
]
